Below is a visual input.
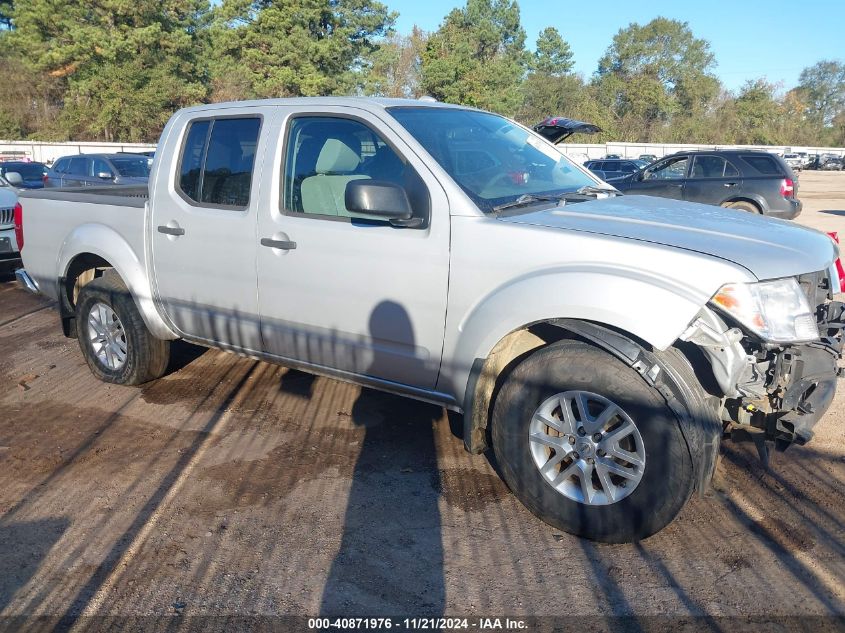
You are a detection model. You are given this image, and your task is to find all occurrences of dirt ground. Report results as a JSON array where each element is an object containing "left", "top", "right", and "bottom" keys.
[{"left": 1, "top": 172, "right": 845, "bottom": 631}]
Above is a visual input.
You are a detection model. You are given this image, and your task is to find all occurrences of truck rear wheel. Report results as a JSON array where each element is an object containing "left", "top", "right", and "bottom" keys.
[
  {"left": 75, "top": 275, "right": 170, "bottom": 385},
  {"left": 491, "top": 340, "right": 694, "bottom": 543}
]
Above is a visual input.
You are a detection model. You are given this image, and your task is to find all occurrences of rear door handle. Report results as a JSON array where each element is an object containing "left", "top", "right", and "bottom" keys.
[
  {"left": 723, "top": 182, "right": 738, "bottom": 187},
  {"left": 157, "top": 225, "right": 185, "bottom": 236},
  {"left": 261, "top": 237, "right": 297, "bottom": 250}
]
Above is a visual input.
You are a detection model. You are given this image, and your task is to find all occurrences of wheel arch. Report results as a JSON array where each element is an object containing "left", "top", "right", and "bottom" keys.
[
  {"left": 463, "top": 319, "right": 722, "bottom": 493},
  {"left": 58, "top": 225, "right": 176, "bottom": 340},
  {"left": 722, "top": 195, "right": 766, "bottom": 213}
]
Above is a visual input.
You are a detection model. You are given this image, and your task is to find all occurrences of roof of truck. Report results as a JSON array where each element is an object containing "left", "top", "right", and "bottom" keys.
[{"left": 178, "top": 97, "right": 468, "bottom": 115}]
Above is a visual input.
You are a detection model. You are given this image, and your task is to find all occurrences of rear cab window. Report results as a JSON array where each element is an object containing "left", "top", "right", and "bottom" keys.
[{"left": 177, "top": 116, "right": 262, "bottom": 209}]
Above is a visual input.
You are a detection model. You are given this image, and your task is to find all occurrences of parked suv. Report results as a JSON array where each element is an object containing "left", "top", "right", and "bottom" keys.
[
  {"left": 45, "top": 153, "right": 151, "bottom": 188},
  {"left": 585, "top": 158, "right": 648, "bottom": 181},
  {"left": 611, "top": 150, "right": 801, "bottom": 219},
  {"left": 0, "top": 161, "right": 48, "bottom": 189}
]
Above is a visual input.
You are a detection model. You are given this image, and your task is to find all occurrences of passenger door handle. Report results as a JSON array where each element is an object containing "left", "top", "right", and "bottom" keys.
[
  {"left": 261, "top": 237, "right": 297, "bottom": 250},
  {"left": 723, "top": 182, "right": 738, "bottom": 187},
  {"left": 157, "top": 225, "right": 185, "bottom": 236}
]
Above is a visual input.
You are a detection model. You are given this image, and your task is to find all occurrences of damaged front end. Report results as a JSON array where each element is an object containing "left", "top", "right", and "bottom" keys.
[{"left": 682, "top": 269, "right": 844, "bottom": 454}]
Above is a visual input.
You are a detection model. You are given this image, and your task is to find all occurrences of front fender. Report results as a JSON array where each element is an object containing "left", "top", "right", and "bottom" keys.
[
  {"left": 437, "top": 266, "right": 723, "bottom": 403},
  {"left": 58, "top": 223, "right": 176, "bottom": 340}
]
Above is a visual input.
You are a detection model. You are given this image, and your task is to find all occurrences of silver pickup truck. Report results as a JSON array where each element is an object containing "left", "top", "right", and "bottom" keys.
[{"left": 14, "top": 98, "right": 844, "bottom": 542}]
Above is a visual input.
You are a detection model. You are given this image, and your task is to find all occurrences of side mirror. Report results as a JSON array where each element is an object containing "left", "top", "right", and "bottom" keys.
[
  {"left": 345, "top": 180, "right": 418, "bottom": 226},
  {"left": 5, "top": 171, "right": 23, "bottom": 185},
  {"left": 97, "top": 171, "right": 114, "bottom": 180}
]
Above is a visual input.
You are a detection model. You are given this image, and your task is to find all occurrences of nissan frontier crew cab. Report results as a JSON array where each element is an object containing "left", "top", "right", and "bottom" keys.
[{"left": 14, "top": 98, "right": 844, "bottom": 543}]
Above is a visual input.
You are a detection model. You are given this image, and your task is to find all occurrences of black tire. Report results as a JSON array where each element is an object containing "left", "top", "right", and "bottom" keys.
[
  {"left": 75, "top": 274, "right": 170, "bottom": 385},
  {"left": 491, "top": 340, "right": 694, "bottom": 543},
  {"left": 723, "top": 200, "right": 761, "bottom": 214}
]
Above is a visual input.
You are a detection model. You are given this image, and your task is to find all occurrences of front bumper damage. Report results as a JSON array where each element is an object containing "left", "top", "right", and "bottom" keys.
[
  {"left": 684, "top": 269, "right": 844, "bottom": 451},
  {"left": 739, "top": 331, "right": 842, "bottom": 448}
]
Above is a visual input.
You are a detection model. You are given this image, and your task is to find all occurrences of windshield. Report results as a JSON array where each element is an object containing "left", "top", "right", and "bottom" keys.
[
  {"left": 1, "top": 163, "right": 45, "bottom": 180},
  {"left": 388, "top": 107, "right": 598, "bottom": 212},
  {"left": 111, "top": 157, "right": 151, "bottom": 178}
]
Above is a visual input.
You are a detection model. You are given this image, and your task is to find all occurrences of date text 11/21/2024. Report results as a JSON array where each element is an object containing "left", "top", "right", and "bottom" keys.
[{"left": 307, "top": 618, "right": 528, "bottom": 630}]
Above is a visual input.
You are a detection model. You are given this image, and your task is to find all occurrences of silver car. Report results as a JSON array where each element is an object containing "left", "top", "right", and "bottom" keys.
[{"left": 15, "top": 98, "right": 845, "bottom": 542}]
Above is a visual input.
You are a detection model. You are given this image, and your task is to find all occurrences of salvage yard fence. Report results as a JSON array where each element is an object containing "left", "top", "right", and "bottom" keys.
[
  {"left": 0, "top": 139, "right": 843, "bottom": 165},
  {"left": 558, "top": 142, "right": 845, "bottom": 162}
]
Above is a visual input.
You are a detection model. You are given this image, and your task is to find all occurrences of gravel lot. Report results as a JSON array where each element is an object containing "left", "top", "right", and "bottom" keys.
[{"left": 1, "top": 172, "right": 844, "bottom": 629}]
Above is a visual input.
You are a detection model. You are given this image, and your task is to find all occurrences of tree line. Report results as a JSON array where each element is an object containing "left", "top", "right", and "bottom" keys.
[{"left": 0, "top": 0, "right": 843, "bottom": 146}]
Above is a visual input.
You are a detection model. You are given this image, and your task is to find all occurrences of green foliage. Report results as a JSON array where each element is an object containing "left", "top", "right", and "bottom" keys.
[
  {"left": 361, "top": 25, "right": 427, "bottom": 98},
  {"left": 7, "top": 0, "right": 210, "bottom": 141},
  {"left": 731, "top": 79, "right": 784, "bottom": 145},
  {"left": 0, "top": 2, "right": 842, "bottom": 147},
  {"left": 594, "top": 17, "right": 719, "bottom": 138},
  {"left": 532, "top": 27, "right": 572, "bottom": 76},
  {"left": 421, "top": 0, "right": 527, "bottom": 115},
  {"left": 797, "top": 60, "right": 845, "bottom": 126},
  {"left": 0, "top": 0, "right": 12, "bottom": 29},
  {"left": 210, "top": 0, "right": 395, "bottom": 99}
]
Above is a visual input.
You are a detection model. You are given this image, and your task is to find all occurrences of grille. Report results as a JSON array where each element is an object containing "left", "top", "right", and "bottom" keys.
[{"left": 0, "top": 207, "right": 13, "bottom": 227}]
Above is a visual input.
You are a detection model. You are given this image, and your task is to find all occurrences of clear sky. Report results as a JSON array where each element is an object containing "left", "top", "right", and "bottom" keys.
[{"left": 389, "top": 0, "right": 844, "bottom": 92}]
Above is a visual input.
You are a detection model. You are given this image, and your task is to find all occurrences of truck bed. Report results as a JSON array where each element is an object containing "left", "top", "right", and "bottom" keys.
[
  {"left": 22, "top": 185, "right": 149, "bottom": 208},
  {"left": 17, "top": 185, "right": 149, "bottom": 304}
]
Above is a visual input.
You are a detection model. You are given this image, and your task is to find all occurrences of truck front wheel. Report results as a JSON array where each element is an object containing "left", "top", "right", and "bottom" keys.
[
  {"left": 491, "top": 340, "right": 694, "bottom": 543},
  {"left": 75, "top": 275, "right": 170, "bottom": 385}
]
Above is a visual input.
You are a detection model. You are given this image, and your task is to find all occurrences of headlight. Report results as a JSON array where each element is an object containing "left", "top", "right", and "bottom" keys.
[{"left": 711, "top": 278, "right": 819, "bottom": 343}]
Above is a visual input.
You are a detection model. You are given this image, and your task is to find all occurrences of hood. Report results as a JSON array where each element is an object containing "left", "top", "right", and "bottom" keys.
[
  {"left": 499, "top": 195, "right": 835, "bottom": 280},
  {"left": 533, "top": 117, "right": 602, "bottom": 144}
]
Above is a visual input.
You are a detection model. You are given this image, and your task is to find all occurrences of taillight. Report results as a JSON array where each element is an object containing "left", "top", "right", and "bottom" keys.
[
  {"left": 780, "top": 178, "right": 794, "bottom": 198},
  {"left": 13, "top": 201, "right": 23, "bottom": 251}
]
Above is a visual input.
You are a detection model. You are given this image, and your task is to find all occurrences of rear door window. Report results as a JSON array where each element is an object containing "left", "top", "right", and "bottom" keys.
[
  {"left": 177, "top": 117, "right": 261, "bottom": 209},
  {"left": 691, "top": 155, "right": 740, "bottom": 178},
  {"left": 740, "top": 154, "right": 782, "bottom": 175},
  {"left": 178, "top": 120, "right": 210, "bottom": 201}
]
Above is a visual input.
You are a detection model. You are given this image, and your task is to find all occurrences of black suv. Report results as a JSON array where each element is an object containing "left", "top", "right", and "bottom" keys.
[
  {"left": 44, "top": 153, "right": 151, "bottom": 188},
  {"left": 610, "top": 150, "right": 801, "bottom": 219}
]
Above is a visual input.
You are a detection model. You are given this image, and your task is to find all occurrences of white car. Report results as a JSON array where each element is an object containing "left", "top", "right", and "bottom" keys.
[
  {"left": 0, "top": 176, "right": 20, "bottom": 269},
  {"left": 783, "top": 153, "right": 804, "bottom": 171}
]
